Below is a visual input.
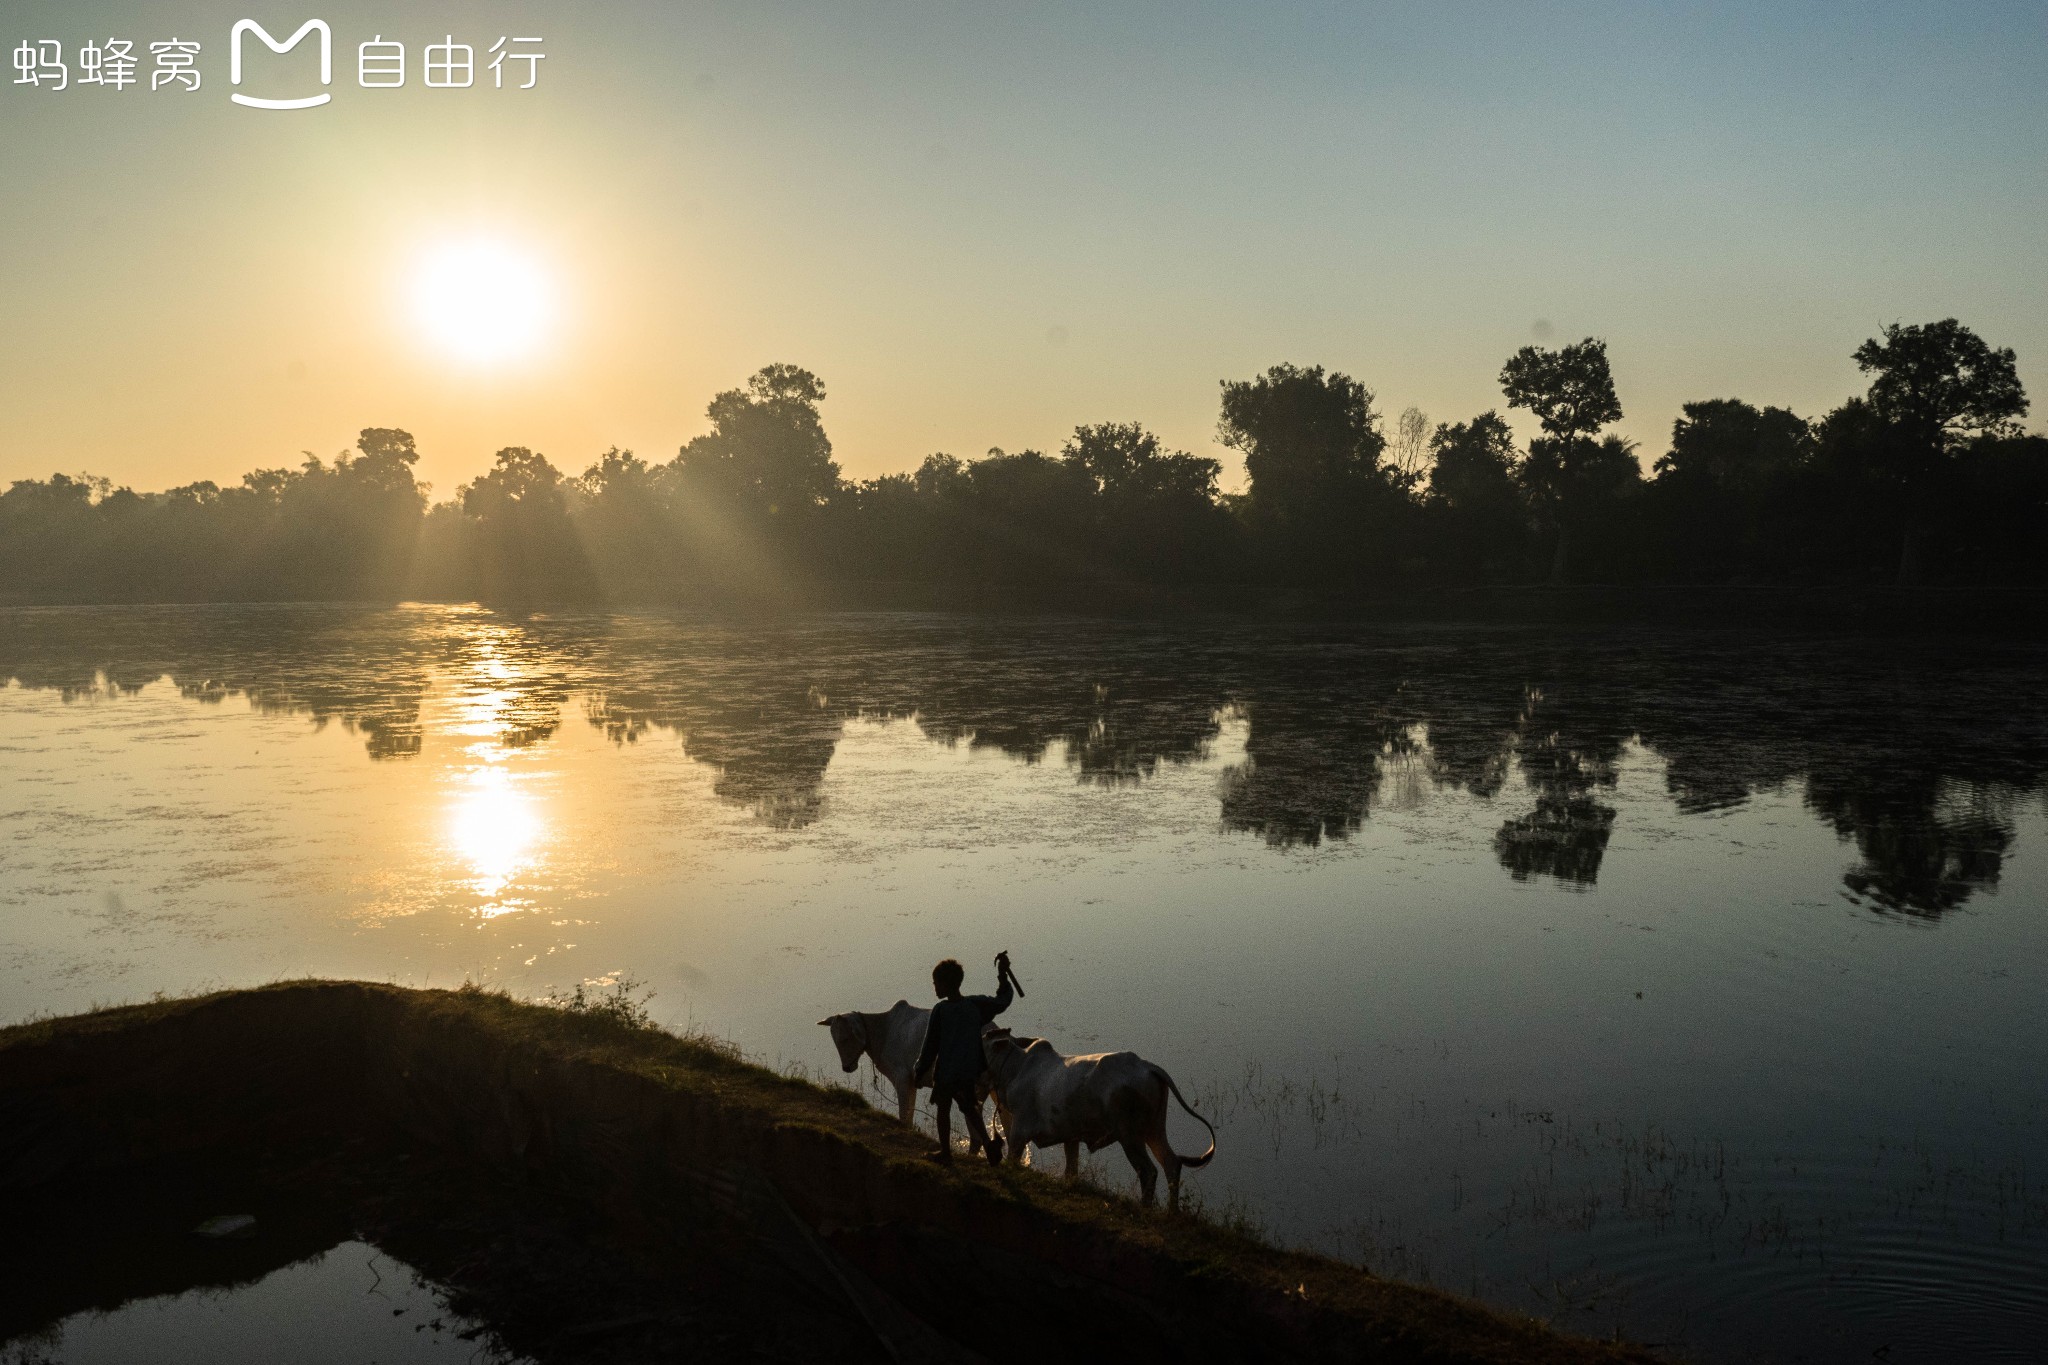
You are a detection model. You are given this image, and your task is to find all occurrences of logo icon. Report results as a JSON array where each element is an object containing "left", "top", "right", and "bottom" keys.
[{"left": 229, "top": 18, "right": 330, "bottom": 109}]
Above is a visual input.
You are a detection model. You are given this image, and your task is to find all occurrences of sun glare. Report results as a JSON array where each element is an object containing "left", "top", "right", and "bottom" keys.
[
  {"left": 411, "top": 239, "right": 555, "bottom": 366},
  {"left": 449, "top": 765, "right": 543, "bottom": 913}
]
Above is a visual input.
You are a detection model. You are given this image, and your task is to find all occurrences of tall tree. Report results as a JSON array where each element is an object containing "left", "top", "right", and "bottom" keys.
[
  {"left": 1062, "top": 422, "right": 1228, "bottom": 583},
  {"left": 1655, "top": 400, "right": 1811, "bottom": 491},
  {"left": 1650, "top": 400, "right": 1812, "bottom": 581},
  {"left": 460, "top": 447, "right": 591, "bottom": 600},
  {"left": 1850, "top": 319, "right": 2029, "bottom": 583},
  {"left": 1427, "top": 411, "right": 1519, "bottom": 510},
  {"left": 1424, "top": 411, "right": 1526, "bottom": 582},
  {"left": 1062, "top": 422, "right": 1220, "bottom": 505},
  {"left": 1217, "top": 363, "right": 1394, "bottom": 582},
  {"left": 1499, "top": 338, "right": 1624, "bottom": 584},
  {"left": 673, "top": 364, "right": 839, "bottom": 522}
]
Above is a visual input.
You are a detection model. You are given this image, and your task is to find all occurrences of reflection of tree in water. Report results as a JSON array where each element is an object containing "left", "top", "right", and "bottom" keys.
[
  {"left": 910, "top": 675, "right": 1221, "bottom": 788},
  {"left": 1217, "top": 695, "right": 1412, "bottom": 847},
  {"left": 584, "top": 624, "right": 1227, "bottom": 827},
  {"left": 1492, "top": 683, "right": 1628, "bottom": 887},
  {"left": 1807, "top": 776, "right": 2016, "bottom": 917},
  {"left": 186, "top": 673, "right": 430, "bottom": 759},
  {"left": 586, "top": 682, "right": 843, "bottom": 830},
  {"left": 1494, "top": 796, "right": 1615, "bottom": 885},
  {"left": 1636, "top": 640, "right": 2047, "bottom": 917},
  {"left": 1422, "top": 705, "right": 1519, "bottom": 801},
  {"left": 6, "top": 608, "right": 2047, "bottom": 915},
  {"left": 442, "top": 615, "right": 573, "bottom": 750},
  {"left": 0, "top": 605, "right": 442, "bottom": 760}
]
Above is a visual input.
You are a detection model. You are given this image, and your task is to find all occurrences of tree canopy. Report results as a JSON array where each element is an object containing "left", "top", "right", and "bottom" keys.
[
  {"left": 1499, "top": 339, "right": 1622, "bottom": 443},
  {"left": 1853, "top": 319, "right": 2028, "bottom": 449},
  {"left": 675, "top": 364, "right": 839, "bottom": 518},
  {"left": 3, "top": 323, "right": 2042, "bottom": 606}
]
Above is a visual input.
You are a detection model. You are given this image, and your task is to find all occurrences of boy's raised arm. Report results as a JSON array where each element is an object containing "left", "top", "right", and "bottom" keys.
[{"left": 980, "top": 970, "right": 1013, "bottom": 1021}]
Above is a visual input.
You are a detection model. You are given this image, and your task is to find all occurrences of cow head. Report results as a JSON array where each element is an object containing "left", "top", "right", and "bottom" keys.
[
  {"left": 981, "top": 1028, "right": 1027, "bottom": 1089},
  {"left": 818, "top": 1012, "right": 866, "bottom": 1073}
]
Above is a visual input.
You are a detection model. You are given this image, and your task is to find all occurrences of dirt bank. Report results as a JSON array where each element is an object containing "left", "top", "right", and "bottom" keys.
[{"left": 0, "top": 982, "right": 1658, "bottom": 1364}]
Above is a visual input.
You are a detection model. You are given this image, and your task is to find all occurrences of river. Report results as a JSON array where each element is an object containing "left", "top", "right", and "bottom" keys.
[{"left": 3, "top": 603, "right": 2044, "bottom": 1363}]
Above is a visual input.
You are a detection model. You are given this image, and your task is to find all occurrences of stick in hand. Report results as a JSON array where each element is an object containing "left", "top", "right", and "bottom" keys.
[{"left": 995, "top": 950, "right": 1025, "bottom": 997}]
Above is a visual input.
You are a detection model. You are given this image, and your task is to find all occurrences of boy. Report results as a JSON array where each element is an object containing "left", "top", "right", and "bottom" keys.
[{"left": 913, "top": 953, "right": 1015, "bottom": 1165}]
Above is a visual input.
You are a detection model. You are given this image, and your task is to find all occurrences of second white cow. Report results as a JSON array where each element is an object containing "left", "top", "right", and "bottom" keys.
[{"left": 983, "top": 1033, "right": 1216, "bottom": 1211}]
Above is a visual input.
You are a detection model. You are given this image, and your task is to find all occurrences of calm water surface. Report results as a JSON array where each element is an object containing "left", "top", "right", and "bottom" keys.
[
  {"left": 4, "top": 605, "right": 2046, "bottom": 1363},
  {"left": 2, "top": 1241, "right": 521, "bottom": 1365}
]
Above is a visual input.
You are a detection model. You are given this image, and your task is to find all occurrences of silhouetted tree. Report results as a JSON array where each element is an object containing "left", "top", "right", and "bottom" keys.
[
  {"left": 1500, "top": 338, "right": 1625, "bottom": 583},
  {"left": 1955, "top": 433, "right": 2048, "bottom": 583},
  {"left": 294, "top": 428, "right": 428, "bottom": 596},
  {"left": 5, "top": 330, "right": 2044, "bottom": 605},
  {"left": 1061, "top": 422, "right": 1231, "bottom": 583},
  {"left": 1063, "top": 422, "right": 1217, "bottom": 504},
  {"left": 673, "top": 364, "right": 839, "bottom": 523},
  {"left": 571, "top": 447, "right": 688, "bottom": 598},
  {"left": 1850, "top": 319, "right": 2029, "bottom": 583},
  {"left": 1656, "top": 400, "right": 1811, "bottom": 490},
  {"left": 1647, "top": 400, "right": 1813, "bottom": 582},
  {"left": 1424, "top": 412, "right": 1525, "bottom": 581},
  {"left": 956, "top": 447, "right": 1096, "bottom": 584},
  {"left": 1218, "top": 363, "right": 1401, "bottom": 584},
  {"left": 461, "top": 447, "right": 593, "bottom": 601}
]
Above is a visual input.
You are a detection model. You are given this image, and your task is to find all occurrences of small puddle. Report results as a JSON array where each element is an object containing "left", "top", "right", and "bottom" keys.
[{"left": 3, "top": 1240, "right": 527, "bottom": 1365}]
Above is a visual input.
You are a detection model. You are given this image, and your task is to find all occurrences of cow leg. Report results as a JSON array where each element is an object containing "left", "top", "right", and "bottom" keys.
[
  {"left": 1122, "top": 1137, "right": 1159, "bottom": 1207},
  {"left": 1063, "top": 1140, "right": 1081, "bottom": 1180},
  {"left": 894, "top": 1077, "right": 916, "bottom": 1126},
  {"left": 998, "top": 1101, "right": 1023, "bottom": 1164},
  {"left": 1146, "top": 1131, "right": 1184, "bottom": 1214}
]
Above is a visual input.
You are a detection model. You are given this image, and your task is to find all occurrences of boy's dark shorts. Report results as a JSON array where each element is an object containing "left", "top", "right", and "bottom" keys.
[{"left": 930, "top": 1081, "right": 980, "bottom": 1109}]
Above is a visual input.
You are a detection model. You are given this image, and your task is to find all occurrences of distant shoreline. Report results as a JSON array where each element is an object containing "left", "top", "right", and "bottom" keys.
[{"left": 5, "top": 583, "right": 2048, "bottom": 632}]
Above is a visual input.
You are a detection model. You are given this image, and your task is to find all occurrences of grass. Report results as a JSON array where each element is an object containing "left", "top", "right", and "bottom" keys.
[{"left": 1, "top": 980, "right": 1662, "bottom": 1364}]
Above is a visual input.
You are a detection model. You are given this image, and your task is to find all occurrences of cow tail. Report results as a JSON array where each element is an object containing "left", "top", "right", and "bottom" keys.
[{"left": 1153, "top": 1066, "right": 1217, "bottom": 1169}]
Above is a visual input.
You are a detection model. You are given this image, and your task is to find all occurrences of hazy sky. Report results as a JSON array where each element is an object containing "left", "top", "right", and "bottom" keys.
[{"left": 4, "top": 1, "right": 2045, "bottom": 498}]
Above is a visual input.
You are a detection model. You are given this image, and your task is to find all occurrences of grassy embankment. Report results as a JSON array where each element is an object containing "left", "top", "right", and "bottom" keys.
[{"left": 0, "top": 980, "right": 1660, "bottom": 1364}]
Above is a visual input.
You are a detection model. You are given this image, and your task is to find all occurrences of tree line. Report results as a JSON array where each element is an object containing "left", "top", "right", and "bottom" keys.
[{"left": 3, "top": 320, "right": 2042, "bottom": 604}]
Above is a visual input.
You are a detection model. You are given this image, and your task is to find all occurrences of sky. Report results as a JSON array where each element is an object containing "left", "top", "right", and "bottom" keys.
[{"left": 3, "top": 0, "right": 2045, "bottom": 498}]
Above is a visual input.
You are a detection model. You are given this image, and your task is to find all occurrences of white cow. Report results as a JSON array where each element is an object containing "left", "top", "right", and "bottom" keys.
[
  {"left": 819, "top": 999, "right": 931, "bottom": 1124},
  {"left": 983, "top": 1033, "right": 1216, "bottom": 1211}
]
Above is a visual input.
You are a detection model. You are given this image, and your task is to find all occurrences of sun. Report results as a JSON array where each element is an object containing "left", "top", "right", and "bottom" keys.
[{"left": 411, "top": 239, "right": 555, "bottom": 366}]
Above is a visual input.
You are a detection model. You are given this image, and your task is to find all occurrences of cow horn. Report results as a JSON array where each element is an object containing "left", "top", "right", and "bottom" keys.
[{"left": 817, "top": 1018, "right": 831, "bottom": 1026}]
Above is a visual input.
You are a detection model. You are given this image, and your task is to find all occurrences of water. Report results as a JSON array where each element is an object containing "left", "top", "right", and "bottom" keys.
[
  {"left": 3, "top": 603, "right": 2045, "bottom": 1363},
  {"left": 2, "top": 1241, "right": 520, "bottom": 1365}
]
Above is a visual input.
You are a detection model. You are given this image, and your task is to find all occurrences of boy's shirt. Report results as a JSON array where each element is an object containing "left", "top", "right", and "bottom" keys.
[{"left": 914, "top": 976, "right": 1014, "bottom": 1092}]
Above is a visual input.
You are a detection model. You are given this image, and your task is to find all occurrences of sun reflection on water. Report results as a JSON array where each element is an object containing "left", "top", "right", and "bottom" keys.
[
  {"left": 447, "top": 764, "right": 544, "bottom": 916},
  {"left": 448, "top": 765, "right": 544, "bottom": 917},
  {"left": 452, "top": 688, "right": 519, "bottom": 737},
  {"left": 441, "top": 639, "right": 556, "bottom": 918}
]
